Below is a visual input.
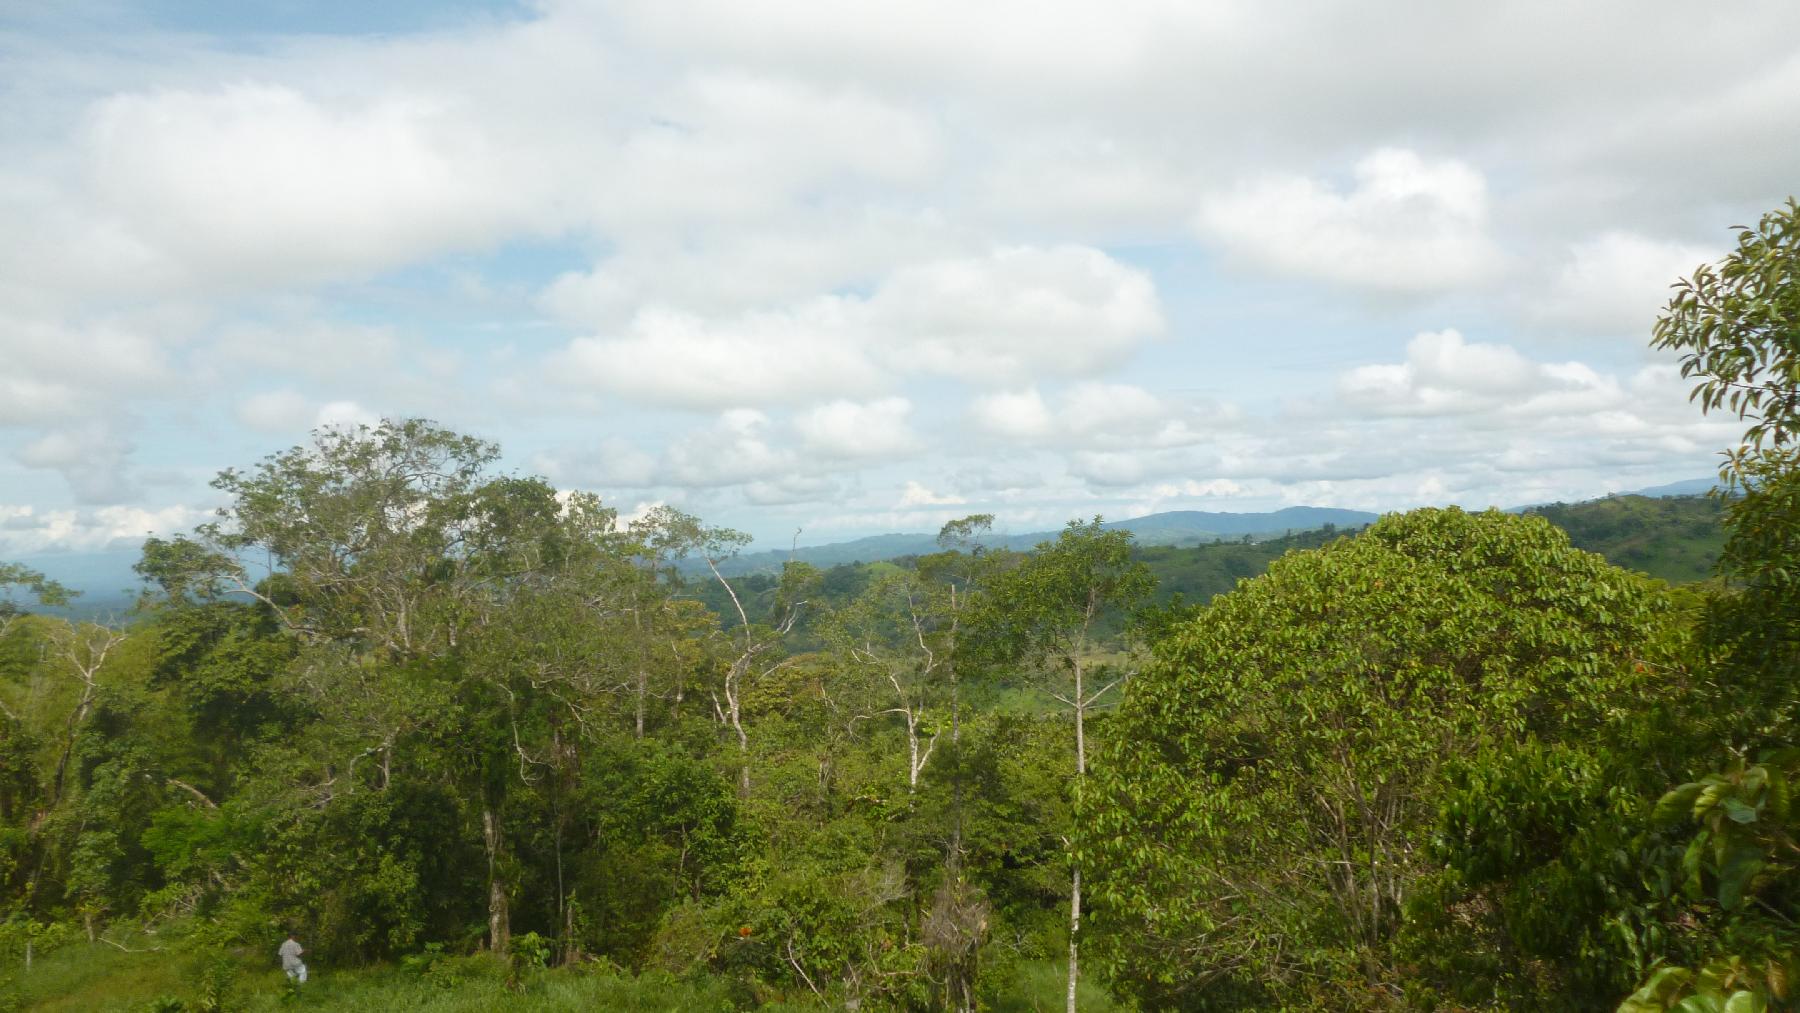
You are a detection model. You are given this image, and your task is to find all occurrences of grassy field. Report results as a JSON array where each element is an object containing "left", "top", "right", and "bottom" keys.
[{"left": 0, "top": 936, "right": 1127, "bottom": 1011}]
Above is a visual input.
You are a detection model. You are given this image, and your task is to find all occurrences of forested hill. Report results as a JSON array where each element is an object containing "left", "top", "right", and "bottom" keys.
[
  {"left": 1138, "top": 493, "right": 1722, "bottom": 606},
  {"left": 1524, "top": 493, "right": 1725, "bottom": 583},
  {"left": 695, "top": 505, "right": 1381, "bottom": 576},
  {"left": 692, "top": 491, "right": 1717, "bottom": 580},
  {"left": 693, "top": 494, "right": 1724, "bottom": 633}
]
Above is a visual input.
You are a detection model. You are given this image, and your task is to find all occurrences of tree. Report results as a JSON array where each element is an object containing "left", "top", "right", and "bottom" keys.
[
  {"left": 1613, "top": 198, "right": 1800, "bottom": 1011},
  {"left": 979, "top": 517, "right": 1152, "bottom": 1013},
  {"left": 176, "top": 420, "right": 602, "bottom": 953},
  {"left": 826, "top": 570, "right": 947, "bottom": 793},
  {"left": 1653, "top": 197, "right": 1800, "bottom": 470},
  {"left": 1087, "top": 509, "right": 1669, "bottom": 1008},
  {"left": 0, "top": 563, "right": 72, "bottom": 653},
  {"left": 1654, "top": 198, "right": 1800, "bottom": 738},
  {"left": 674, "top": 511, "right": 817, "bottom": 797}
]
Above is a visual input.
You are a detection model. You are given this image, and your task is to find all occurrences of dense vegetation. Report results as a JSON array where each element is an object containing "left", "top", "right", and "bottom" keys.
[
  {"left": 0, "top": 200, "right": 1795, "bottom": 1011},
  {"left": 1527, "top": 494, "right": 1726, "bottom": 584}
]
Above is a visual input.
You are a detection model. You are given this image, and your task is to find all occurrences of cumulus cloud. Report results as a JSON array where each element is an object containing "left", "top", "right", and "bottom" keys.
[
  {"left": 587, "top": 72, "right": 942, "bottom": 234},
  {"left": 971, "top": 381, "right": 1217, "bottom": 449},
  {"left": 897, "top": 481, "right": 965, "bottom": 507},
  {"left": 1338, "top": 330, "right": 1573, "bottom": 417},
  {"left": 662, "top": 410, "right": 793, "bottom": 488},
  {"left": 539, "top": 209, "right": 968, "bottom": 327},
  {"left": 1537, "top": 231, "right": 1721, "bottom": 336},
  {"left": 0, "top": 502, "right": 206, "bottom": 554},
  {"left": 85, "top": 84, "right": 536, "bottom": 288},
  {"left": 235, "top": 390, "right": 313, "bottom": 433},
  {"left": 0, "top": 312, "right": 182, "bottom": 428},
  {"left": 867, "top": 246, "right": 1164, "bottom": 380},
  {"left": 553, "top": 302, "right": 886, "bottom": 410},
  {"left": 15, "top": 423, "right": 136, "bottom": 504},
  {"left": 746, "top": 474, "right": 839, "bottom": 506},
  {"left": 1197, "top": 149, "right": 1502, "bottom": 293},
  {"left": 971, "top": 388, "right": 1054, "bottom": 440},
  {"left": 551, "top": 245, "right": 1162, "bottom": 409},
  {"left": 315, "top": 401, "right": 381, "bottom": 431},
  {"left": 795, "top": 398, "right": 918, "bottom": 459}
]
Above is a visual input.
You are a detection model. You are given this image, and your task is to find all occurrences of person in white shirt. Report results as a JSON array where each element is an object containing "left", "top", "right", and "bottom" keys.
[{"left": 278, "top": 932, "right": 307, "bottom": 984}]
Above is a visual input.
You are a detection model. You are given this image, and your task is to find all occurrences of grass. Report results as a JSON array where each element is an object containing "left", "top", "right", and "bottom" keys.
[
  {"left": 0, "top": 938, "right": 1121, "bottom": 1011},
  {"left": 0, "top": 941, "right": 764, "bottom": 1013}
]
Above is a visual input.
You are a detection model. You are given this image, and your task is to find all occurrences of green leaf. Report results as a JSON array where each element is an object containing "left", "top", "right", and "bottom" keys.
[
  {"left": 1717, "top": 846, "right": 1765, "bottom": 910},
  {"left": 1721, "top": 797, "right": 1760, "bottom": 824},
  {"left": 1620, "top": 966, "right": 1697, "bottom": 1011},
  {"left": 1656, "top": 782, "right": 1708, "bottom": 825}
]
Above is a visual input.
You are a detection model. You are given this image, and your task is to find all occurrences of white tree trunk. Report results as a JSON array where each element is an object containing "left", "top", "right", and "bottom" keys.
[
  {"left": 483, "top": 806, "right": 510, "bottom": 953},
  {"left": 1067, "top": 865, "right": 1081, "bottom": 1013}
]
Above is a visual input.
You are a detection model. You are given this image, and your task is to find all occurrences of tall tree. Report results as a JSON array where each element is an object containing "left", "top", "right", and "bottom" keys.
[
  {"left": 980, "top": 517, "right": 1152, "bottom": 1013},
  {"left": 671, "top": 511, "right": 817, "bottom": 797},
  {"left": 826, "top": 570, "right": 948, "bottom": 793},
  {"left": 173, "top": 420, "right": 601, "bottom": 952}
]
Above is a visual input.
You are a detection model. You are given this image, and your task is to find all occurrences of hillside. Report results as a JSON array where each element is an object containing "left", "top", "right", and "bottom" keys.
[
  {"left": 1525, "top": 494, "right": 1725, "bottom": 584},
  {"left": 688, "top": 495, "right": 1726, "bottom": 638},
  {"left": 698, "top": 506, "right": 1382, "bottom": 576}
]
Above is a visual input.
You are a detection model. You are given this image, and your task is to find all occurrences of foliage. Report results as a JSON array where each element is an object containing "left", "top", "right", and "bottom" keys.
[
  {"left": 1087, "top": 508, "right": 1672, "bottom": 1008},
  {"left": 1529, "top": 494, "right": 1727, "bottom": 584},
  {"left": 1653, "top": 197, "right": 1800, "bottom": 466}
]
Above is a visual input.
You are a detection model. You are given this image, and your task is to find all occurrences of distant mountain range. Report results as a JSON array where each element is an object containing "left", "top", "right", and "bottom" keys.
[
  {"left": 695, "top": 505, "right": 1384, "bottom": 576},
  {"left": 694, "top": 484, "right": 1722, "bottom": 577},
  {"left": 9, "top": 479, "right": 1722, "bottom": 606}
]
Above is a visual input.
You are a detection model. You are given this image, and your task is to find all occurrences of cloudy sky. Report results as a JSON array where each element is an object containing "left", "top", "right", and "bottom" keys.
[{"left": 3, "top": 0, "right": 1796, "bottom": 564}]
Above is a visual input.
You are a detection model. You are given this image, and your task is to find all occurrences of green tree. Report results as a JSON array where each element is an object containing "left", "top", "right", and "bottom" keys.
[
  {"left": 980, "top": 517, "right": 1152, "bottom": 1013},
  {"left": 1653, "top": 197, "right": 1800, "bottom": 738},
  {"left": 175, "top": 420, "right": 611, "bottom": 953},
  {"left": 1087, "top": 509, "right": 1669, "bottom": 1009},
  {"left": 1616, "top": 198, "right": 1800, "bottom": 1011}
]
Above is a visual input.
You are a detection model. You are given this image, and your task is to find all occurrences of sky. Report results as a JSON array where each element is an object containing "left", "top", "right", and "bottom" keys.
[{"left": 2, "top": 0, "right": 1797, "bottom": 567}]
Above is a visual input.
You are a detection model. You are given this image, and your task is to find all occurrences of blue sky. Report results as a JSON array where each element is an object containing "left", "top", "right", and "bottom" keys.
[{"left": 3, "top": 0, "right": 1796, "bottom": 571}]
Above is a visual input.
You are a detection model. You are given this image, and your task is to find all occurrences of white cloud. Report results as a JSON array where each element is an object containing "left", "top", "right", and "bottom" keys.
[
  {"left": 235, "top": 390, "right": 314, "bottom": 433},
  {"left": 972, "top": 381, "right": 1217, "bottom": 449},
  {"left": 534, "top": 438, "right": 660, "bottom": 489},
  {"left": 1152, "top": 479, "right": 1244, "bottom": 499},
  {"left": 553, "top": 302, "right": 886, "bottom": 410},
  {"left": 551, "top": 245, "right": 1161, "bottom": 409},
  {"left": 14, "top": 423, "right": 136, "bottom": 504},
  {"left": 580, "top": 71, "right": 942, "bottom": 237},
  {"left": 795, "top": 398, "right": 918, "bottom": 459},
  {"left": 1338, "top": 330, "right": 1570, "bottom": 417},
  {"left": 1537, "top": 231, "right": 1721, "bottom": 336},
  {"left": 0, "top": 376, "right": 83, "bottom": 427},
  {"left": 315, "top": 401, "right": 380, "bottom": 430},
  {"left": 897, "top": 481, "right": 965, "bottom": 507},
  {"left": 971, "top": 388, "right": 1054, "bottom": 440},
  {"left": 746, "top": 474, "right": 838, "bottom": 506},
  {"left": 867, "top": 245, "right": 1163, "bottom": 381},
  {"left": 662, "top": 410, "right": 792, "bottom": 487},
  {"left": 85, "top": 83, "right": 536, "bottom": 288},
  {"left": 1197, "top": 149, "right": 1502, "bottom": 293},
  {"left": 540, "top": 209, "right": 967, "bottom": 328},
  {"left": 0, "top": 312, "right": 181, "bottom": 427},
  {"left": 0, "top": 502, "right": 206, "bottom": 554}
]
